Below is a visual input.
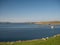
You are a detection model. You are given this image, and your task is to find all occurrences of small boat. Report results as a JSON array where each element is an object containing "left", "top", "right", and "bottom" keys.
[{"left": 51, "top": 26, "right": 54, "bottom": 29}]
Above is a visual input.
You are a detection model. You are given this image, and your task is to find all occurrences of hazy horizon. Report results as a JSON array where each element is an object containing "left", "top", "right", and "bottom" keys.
[{"left": 0, "top": 0, "right": 60, "bottom": 22}]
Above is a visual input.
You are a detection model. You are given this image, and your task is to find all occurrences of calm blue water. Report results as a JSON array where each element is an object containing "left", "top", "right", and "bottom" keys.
[{"left": 0, "top": 23, "right": 60, "bottom": 42}]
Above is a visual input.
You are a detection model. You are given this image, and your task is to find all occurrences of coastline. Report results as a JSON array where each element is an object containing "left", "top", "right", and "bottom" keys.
[
  {"left": 0, "top": 34, "right": 60, "bottom": 45},
  {"left": 33, "top": 21, "right": 60, "bottom": 25}
]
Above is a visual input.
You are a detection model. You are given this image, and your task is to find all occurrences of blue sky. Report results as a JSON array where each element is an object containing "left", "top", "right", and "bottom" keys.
[{"left": 0, "top": 0, "right": 60, "bottom": 22}]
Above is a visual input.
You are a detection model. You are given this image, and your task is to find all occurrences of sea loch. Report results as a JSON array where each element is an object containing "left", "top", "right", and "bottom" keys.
[{"left": 0, "top": 23, "right": 60, "bottom": 42}]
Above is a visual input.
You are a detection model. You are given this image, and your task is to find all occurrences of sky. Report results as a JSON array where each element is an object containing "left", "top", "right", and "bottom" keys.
[{"left": 0, "top": 0, "right": 60, "bottom": 22}]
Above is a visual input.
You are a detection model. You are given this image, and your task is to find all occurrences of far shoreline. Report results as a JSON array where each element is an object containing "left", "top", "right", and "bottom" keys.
[{"left": 32, "top": 21, "right": 60, "bottom": 25}]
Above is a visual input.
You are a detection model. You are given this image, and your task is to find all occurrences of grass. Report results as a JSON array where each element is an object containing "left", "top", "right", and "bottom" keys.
[{"left": 0, "top": 34, "right": 60, "bottom": 45}]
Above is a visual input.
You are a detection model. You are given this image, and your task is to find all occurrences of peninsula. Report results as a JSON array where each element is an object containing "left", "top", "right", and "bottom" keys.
[{"left": 33, "top": 21, "right": 60, "bottom": 24}]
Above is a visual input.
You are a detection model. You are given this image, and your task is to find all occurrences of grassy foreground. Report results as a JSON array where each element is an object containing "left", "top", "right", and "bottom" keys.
[{"left": 0, "top": 34, "right": 60, "bottom": 45}]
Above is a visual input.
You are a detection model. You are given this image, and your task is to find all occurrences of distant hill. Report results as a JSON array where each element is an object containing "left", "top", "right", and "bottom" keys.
[
  {"left": 0, "top": 21, "right": 60, "bottom": 24},
  {"left": 33, "top": 21, "right": 60, "bottom": 24},
  {"left": 0, "top": 22, "right": 11, "bottom": 24}
]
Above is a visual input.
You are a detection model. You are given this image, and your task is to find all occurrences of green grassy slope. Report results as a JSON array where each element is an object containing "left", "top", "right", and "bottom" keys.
[{"left": 0, "top": 35, "right": 60, "bottom": 45}]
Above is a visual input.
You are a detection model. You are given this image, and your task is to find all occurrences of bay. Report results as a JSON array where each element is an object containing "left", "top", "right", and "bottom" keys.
[{"left": 0, "top": 23, "right": 60, "bottom": 41}]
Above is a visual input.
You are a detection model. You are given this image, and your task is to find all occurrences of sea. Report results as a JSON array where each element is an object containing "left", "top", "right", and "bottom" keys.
[{"left": 0, "top": 23, "right": 60, "bottom": 42}]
